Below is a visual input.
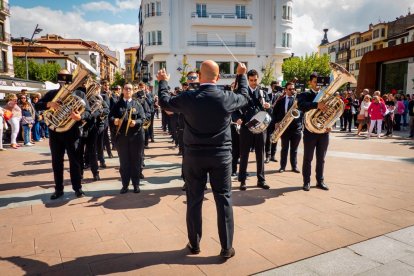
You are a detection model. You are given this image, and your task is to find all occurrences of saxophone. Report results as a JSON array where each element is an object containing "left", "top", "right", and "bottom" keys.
[
  {"left": 270, "top": 95, "right": 300, "bottom": 143},
  {"left": 44, "top": 58, "right": 99, "bottom": 132},
  {"left": 304, "top": 62, "right": 357, "bottom": 134}
]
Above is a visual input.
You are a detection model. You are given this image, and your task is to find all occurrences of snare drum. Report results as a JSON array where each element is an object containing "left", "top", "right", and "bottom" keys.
[{"left": 246, "top": 111, "right": 272, "bottom": 134}]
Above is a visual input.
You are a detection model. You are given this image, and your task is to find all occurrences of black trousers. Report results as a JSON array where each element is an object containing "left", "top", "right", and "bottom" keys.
[
  {"left": 184, "top": 153, "right": 233, "bottom": 250},
  {"left": 302, "top": 129, "right": 329, "bottom": 184},
  {"left": 85, "top": 126, "right": 100, "bottom": 175},
  {"left": 231, "top": 125, "right": 240, "bottom": 174},
  {"left": 265, "top": 124, "right": 277, "bottom": 158},
  {"left": 103, "top": 125, "right": 112, "bottom": 157},
  {"left": 115, "top": 131, "right": 144, "bottom": 187},
  {"left": 238, "top": 126, "right": 265, "bottom": 183},
  {"left": 148, "top": 112, "right": 155, "bottom": 140},
  {"left": 97, "top": 125, "right": 106, "bottom": 164},
  {"left": 343, "top": 110, "right": 352, "bottom": 131},
  {"left": 49, "top": 127, "right": 82, "bottom": 192},
  {"left": 280, "top": 130, "right": 302, "bottom": 170}
]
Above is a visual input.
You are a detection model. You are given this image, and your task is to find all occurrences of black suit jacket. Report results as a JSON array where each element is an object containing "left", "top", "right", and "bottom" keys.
[
  {"left": 158, "top": 75, "right": 250, "bottom": 156},
  {"left": 273, "top": 96, "right": 302, "bottom": 132}
]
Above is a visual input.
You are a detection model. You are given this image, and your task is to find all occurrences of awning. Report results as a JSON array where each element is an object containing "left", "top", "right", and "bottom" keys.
[{"left": 0, "top": 77, "right": 48, "bottom": 98}]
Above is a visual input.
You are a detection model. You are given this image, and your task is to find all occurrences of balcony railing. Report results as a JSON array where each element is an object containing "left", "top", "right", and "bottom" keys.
[
  {"left": 0, "top": 1, "right": 10, "bottom": 15},
  {"left": 191, "top": 12, "right": 252, "bottom": 20},
  {"left": 187, "top": 41, "right": 255, "bottom": 47},
  {"left": 145, "top": 12, "right": 162, "bottom": 18},
  {"left": 0, "top": 32, "right": 11, "bottom": 43},
  {"left": 145, "top": 41, "right": 163, "bottom": 46}
]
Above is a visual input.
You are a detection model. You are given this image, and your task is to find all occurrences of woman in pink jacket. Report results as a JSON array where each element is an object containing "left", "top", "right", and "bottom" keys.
[{"left": 368, "top": 95, "right": 386, "bottom": 138}]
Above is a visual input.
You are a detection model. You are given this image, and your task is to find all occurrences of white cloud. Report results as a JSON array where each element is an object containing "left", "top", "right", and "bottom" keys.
[
  {"left": 116, "top": 0, "right": 141, "bottom": 10},
  {"left": 10, "top": 6, "right": 139, "bottom": 66},
  {"left": 81, "top": 1, "right": 118, "bottom": 13}
]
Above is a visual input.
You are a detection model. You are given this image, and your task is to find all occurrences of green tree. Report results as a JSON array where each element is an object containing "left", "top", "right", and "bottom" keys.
[
  {"left": 260, "top": 60, "right": 275, "bottom": 87},
  {"left": 13, "top": 57, "right": 61, "bottom": 82},
  {"left": 112, "top": 71, "right": 125, "bottom": 87},
  {"left": 282, "top": 53, "right": 330, "bottom": 88}
]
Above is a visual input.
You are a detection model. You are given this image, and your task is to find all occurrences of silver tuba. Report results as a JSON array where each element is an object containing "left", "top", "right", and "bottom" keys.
[
  {"left": 270, "top": 94, "right": 300, "bottom": 143},
  {"left": 43, "top": 58, "right": 98, "bottom": 132},
  {"left": 304, "top": 62, "right": 356, "bottom": 134}
]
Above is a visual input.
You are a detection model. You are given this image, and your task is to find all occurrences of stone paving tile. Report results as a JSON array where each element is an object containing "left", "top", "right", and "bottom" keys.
[
  {"left": 356, "top": 260, "right": 414, "bottom": 276},
  {"left": 0, "top": 239, "right": 35, "bottom": 258},
  {"left": 399, "top": 253, "right": 414, "bottom": 267},
  {"left": 349, "top": 236, "right": 414, "bottom": 264},
  {"left": 12, "top": 220, "right": 75, "bottom": 243},
  {"left": 0, "top": 254, "right": 63, "bottom": 276},
  {"left": 386, "top": 226, "right": 414, "bottom": 247},
  {"left": 0, "top": 225, "right": 12, "bottom": 243},
  {"left": 71, "top": 212, "right": 129, "bottom": 231},
  {"left": 301, "top": 226, "right": 365, "bottom": 251}
]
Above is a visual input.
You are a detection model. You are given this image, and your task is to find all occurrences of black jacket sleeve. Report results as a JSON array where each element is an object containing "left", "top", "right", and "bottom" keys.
[{"left": 297, "top": 92, "right": 318, "bottom": 113}]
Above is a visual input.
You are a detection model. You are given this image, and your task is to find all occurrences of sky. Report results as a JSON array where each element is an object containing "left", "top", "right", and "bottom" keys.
[{"left": 10, "top": 0, "right": 414, "bottom": 66}]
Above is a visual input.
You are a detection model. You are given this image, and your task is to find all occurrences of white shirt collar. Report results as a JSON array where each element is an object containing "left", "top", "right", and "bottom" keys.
[
  {"left": 200, "top": 83, "right": 216, "bottom": 86},
  {"left": 249, "top": 86, "right": 257, "bottom": 92}
]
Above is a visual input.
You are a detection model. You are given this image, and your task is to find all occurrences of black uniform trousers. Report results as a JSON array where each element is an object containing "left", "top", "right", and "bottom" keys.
[
  {"left": 116, "top": 131, "right": 144, "bottom": 187},
  {"left": 265, "top": 124, "right": 277, "bottom": 158},
  {"left": 49, "top": 127, "right": 82, "bottom": 192},
  {"left": 148, "top": 111, "right": 155, "bottom": 140},
  {"left": 302, "top": 129, "right": 329, "bottom": 184},
  {"left": 103, "top": 125, "right": 112, "bottom": 157},
  {"left": 85, "top": 125, "right": 101, "bottom": 175},
  {"left": 231, "top": 125, "right": 240, "bottom": 174},
  {"left": 184, "top": 153, "right": 233, "bottom": 251},
  {"left": 238, "top": 126, "right": 266, "bottom": 183},
  {"left": 97, "top": 125, "right": 107, "bottom": 164},
  {"left": 280, "top": 130, "right": 302, "bottom": 170}
]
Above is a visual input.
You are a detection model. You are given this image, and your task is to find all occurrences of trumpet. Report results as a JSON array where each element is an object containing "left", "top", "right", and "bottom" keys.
[{"left": 125, "top": 108, "right": 136, "bottom": 136}]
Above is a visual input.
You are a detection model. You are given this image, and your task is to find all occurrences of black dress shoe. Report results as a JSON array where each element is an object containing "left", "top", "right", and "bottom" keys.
[
  {"left": 303, "top": 183, "right": 310, "bottom": 191},
  {"left": 50, "top": 191, "right": 64, "bottom": 200},
  {"left": 231, "top": 172, "right": 237, "bottom": 177},
  {"left": 278, "top": 168, "right": 285, "bottom": 173},
  {"left": 220, "top": 247, "right": 235, "bottom": 258},
  {"left": 257, "top": 182, "right": 270, "bottom": 189},
  {"left": 93, "top": 172, "right": 100, "bottom": 181},
  {"left": 120, "top": 187, "right": 128, "bottom": 194},
  {"left": 264, "top": 157, "right": 270, "bottom": 163},
  {"left": 187, "top": 242, "right": 200, "bottom": 254},
  {"left": 133, "top": 185, "right": 140, "bottom": 193},
  {"left": 239, "top": 181, "right": 247, "bottom": 191},
  {"left": 270, "top": 157, "right": 277, "bottom": 162},
  {"left": 181, "top": 183, "right": 187, "bottom": 191},
  {"left": 140, "top": 173, "right": 145, "bottom": 179},
  {"left": 108, "top": 154, "right": 114, "bottom": 159},
  {"left": 316, "top": 181, "right": 329, "bottom": 190},
  {"left": 100, "top": 162, "right": 107, "bottom": 168},
  {"left": 75, "top": 189, "right": 85, "bottom": 198},
  {"left": 292, "top": 168, "right": 301, "bottom": 173},
  {"left": 151, "top": 139, "right": 155, "bottom": 142}
]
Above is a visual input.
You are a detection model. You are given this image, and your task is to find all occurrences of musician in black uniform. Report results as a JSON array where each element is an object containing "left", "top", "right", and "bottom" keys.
[
  {"left": 297, "top": 73, "right": 330, "bottom": 191},
  {"left": 235, "top": 69, "right": 271, "bottom": 191},
  {"left": 273, "top": 82, "right": 302, "bottom": 173},
  {"left": 265, "top": 81, "right": 283, "bottom": 163},
  {"left": 109, "top": 83, "right": 146, "bottom": 194},
  {"left": 99, "top": 80, "right": 113, "bottom": 162},
  {"left": 157, "top": 61, "right": 249, "bottom": 259},
  {"left": 35, "top": 69, "right": 91, "bottom": 199}
]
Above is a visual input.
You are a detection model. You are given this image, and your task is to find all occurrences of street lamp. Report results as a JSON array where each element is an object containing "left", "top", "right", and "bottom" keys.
[{"left": 24, "top": 24, "right": 43, "bottom": 80}]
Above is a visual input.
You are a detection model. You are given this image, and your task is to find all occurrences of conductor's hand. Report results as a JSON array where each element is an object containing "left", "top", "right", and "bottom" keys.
[
  {"left": 236, "top": 63, "right": 247, "bottom": 75},
  {"left": 317, "top": 102, "right": 327, "bottom": 112},
  {"left": 263, "top": 102, "right": 271, "bottom": 109},
  {"left": 236, "top": 119, "right": 242, "bottom": 126},
  {"left": 129, "top": 120, "right": 136, "bottom": 127},
  {"left": 47, "top": 101, "right": 60, "bottom": 110},
  {"left": 70, "top": 111, "right": 82, "bottom": 121},
  {"left": 114, "top": 118, "right": 119, "bottom": 126},
  {"left": 156, "top": 68, "right": 170, "bottom": 82}
]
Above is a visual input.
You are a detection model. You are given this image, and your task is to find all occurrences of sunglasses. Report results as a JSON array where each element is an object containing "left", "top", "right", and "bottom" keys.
[{"left": 187, "top": 76, "right": 197, "bottom": 80}]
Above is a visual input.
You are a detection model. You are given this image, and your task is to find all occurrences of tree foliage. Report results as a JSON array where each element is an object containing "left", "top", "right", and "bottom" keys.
[
  {"left": 112, "top": 71, "right": 126, "bottom": 87},
  {"left": 13, "top": 57, "right": 61, "bottom": 82},
  {"left": 260, "top": 60, "right": 275, "bottom": 87},
  {"left": 282, "top": 53, "right": 330, "bottom": 88}
]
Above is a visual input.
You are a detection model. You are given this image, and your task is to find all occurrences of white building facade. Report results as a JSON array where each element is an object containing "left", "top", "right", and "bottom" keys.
[
  {"left": 0, "top": 0, "right": 13, "bottom": 77},
  {"left": 139, "top": 0, "right": 293, "bottom": 88}
]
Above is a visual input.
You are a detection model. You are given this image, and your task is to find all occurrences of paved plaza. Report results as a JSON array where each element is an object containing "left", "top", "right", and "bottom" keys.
[{"left": 0, "top": 120, "right": 413, "bottom": 275}]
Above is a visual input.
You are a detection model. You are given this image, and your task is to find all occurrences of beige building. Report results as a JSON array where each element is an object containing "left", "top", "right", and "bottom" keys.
[
  {"left": 0, "top": 0, "right": 13, "bottom": 77},
  {"left": 124, "top": 46, "right": 139, "bottom": 83}
]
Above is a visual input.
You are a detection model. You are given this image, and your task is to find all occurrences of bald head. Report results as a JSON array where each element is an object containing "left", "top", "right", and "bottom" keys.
[{"left": 200, "top": 60, "right": 219, "bottom": 83}]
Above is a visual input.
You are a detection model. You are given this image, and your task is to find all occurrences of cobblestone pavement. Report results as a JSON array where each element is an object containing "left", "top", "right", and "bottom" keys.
[{"left": 0, "top": 121, "right": 413, "bottom": 275}]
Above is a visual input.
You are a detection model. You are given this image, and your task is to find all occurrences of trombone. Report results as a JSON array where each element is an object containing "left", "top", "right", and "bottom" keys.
[
  {"left": 115, "top": 109, "right": 128, "bottom": 136},
  {"left": 125, "top": 108, "right": 136, "bottom": 136}
]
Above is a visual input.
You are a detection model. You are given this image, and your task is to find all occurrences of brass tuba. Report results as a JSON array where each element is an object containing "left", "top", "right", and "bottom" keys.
[
  {"left": 44, "top": 58, "right": 99, "bottom": 132},
  {"left": 270, "top": 95, "right": 300, "bottom": 143},
  {"left": 304, "top": 62, "right": 356, "bottom": 134}
]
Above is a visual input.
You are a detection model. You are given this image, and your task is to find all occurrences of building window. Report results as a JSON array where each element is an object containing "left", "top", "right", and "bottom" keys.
[
  {"left": 233, "top": 62, "right": 248, "bottom": 73},
  {"left": 146, "top": 31, "right": 162, "bottom": 45},
  {"left": 282, "top": 5, "right": 292, "bottom": 20},
  {"left": 47, "top": 60, "right": 56, "bottom": 64},
  {"left": 381, "top": 28, "right": 385, "bottom": 37},
  {"left": 355, "top": 62, "right": 360, "bottom": 70},
  {"left": 235, "top": 5, "right": 246, "bottom": 19},
  {"left": 156, "top": 2, "right": 161, "bottom": 15},
  {"left": 0, "top": 50, "right": 6, "bottom": 73},
  {"left": 196, "top": 3, "right": 207, "bottom": 17},
  {"left": 282, "top": 33, "right": 292, "bottom": 47},
  {"left": 217, "top": 62, "right": 231, "bottom": 74},
  {"left": 159, "top": 61, "right": 166, "bottom": 70}
]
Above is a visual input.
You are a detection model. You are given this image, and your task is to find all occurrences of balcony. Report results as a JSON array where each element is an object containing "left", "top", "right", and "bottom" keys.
[
  {"left": 144, "top": 11, "right": 162, "bottom": 18},
  {"left": 0, "top": 1, "right": 10, "bottom": 15},
  {"left": 145, "top": 41, "right": 163, "bottom": 46},
  {"left": 187, "top": 41, "right": 255, "bottom": 47},
  {"left": 0, "top": 32, "right": 11, "bottom": 44},
  {"left": 190, "top": 12, "right": 253, "bottom": 27}
]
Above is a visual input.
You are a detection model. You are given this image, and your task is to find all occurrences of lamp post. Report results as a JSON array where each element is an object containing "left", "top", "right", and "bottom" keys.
[{"left": 24, "top": 24, "right": 43, "bottom": 80}]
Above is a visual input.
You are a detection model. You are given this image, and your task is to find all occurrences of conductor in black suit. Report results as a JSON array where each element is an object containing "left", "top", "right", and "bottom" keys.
[
  {"left": 157, "top": 61, "right": 249, "bottom": 259},
  {"left": 272, "top": 82, "right": 302, "bottom": 173}
]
